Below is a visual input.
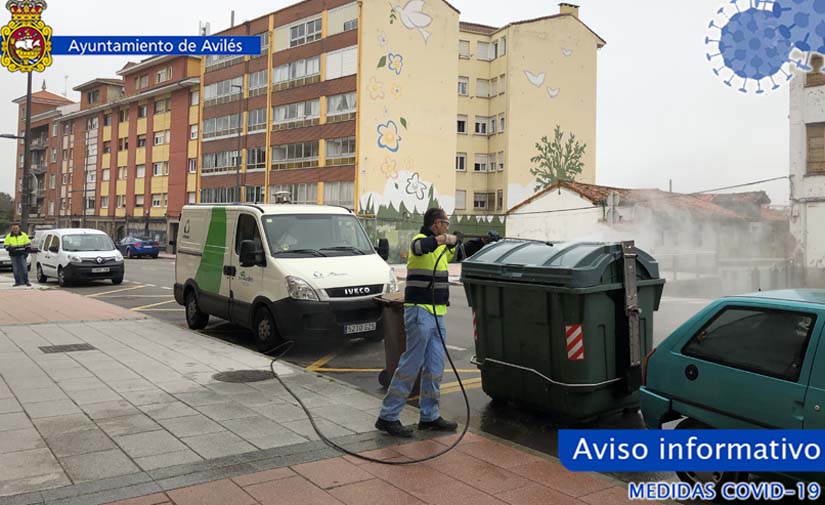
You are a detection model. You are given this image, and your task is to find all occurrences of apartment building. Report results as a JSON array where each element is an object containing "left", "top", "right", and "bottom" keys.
[{"left": 13, "top": 56, "right": 200, "bottom": 244}]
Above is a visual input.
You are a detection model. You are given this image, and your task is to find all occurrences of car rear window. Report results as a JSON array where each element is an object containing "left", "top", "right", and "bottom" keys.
[{"left": 682, "top": 307, "right": 816, "bottom": 382}]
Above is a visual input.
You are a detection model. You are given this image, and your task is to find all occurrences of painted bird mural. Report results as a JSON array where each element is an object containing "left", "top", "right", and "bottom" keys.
[{"left": 391, "top": 0, "right": 432, "bottom": 44}]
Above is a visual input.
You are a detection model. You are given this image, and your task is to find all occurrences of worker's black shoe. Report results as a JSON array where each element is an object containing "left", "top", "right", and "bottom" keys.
[
  {"left": 418, "top": 417, "right": 458, "bottom": 432},
  {"left": 375, "top": 418, "right": 414, "bottom": 438}
]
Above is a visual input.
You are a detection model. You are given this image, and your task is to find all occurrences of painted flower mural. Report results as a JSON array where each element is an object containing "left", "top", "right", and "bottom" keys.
[
  {"left": 405, "top": 172, "right": 427, "bottom": 200},
  {"left": 381, "top": 157, "right": 399, "bottom": 180},
  {"left": 390, "top": 83, "right": 402, "bottom": 100},
  {"left": 377, "top": 120, "right": 402, "bottom": 152},
  {"left": 367, "top": 76, "right": 385, "bottom": 100},
  {"left": 377, "top": 31, "right": 388, "bottom": 47},
  {"left": 387, "top": 53, "right": 404, "bottom": 75}
]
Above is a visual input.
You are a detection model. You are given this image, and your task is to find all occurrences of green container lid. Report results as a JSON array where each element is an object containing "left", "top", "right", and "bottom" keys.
[{"left": 461, "top": 240, "right": 661, "bottom": 288}]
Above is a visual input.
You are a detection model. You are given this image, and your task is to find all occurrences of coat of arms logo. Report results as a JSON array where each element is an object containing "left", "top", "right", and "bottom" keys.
[{"left": 1, "top": 0, "right": 52, "bottom": 72}]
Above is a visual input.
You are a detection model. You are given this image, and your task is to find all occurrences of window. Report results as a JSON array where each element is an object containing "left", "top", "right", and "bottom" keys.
[
  {"left": 247, "top": 147, "right": 266, "bottom": 170},
  {"left": 458, "top": 76, "right": 469, "bottom": 96},
  {"left": 200, "top": 186, "right": 239, "bottom": 203},
  {"left": 118, "top": 166, "right": 127, "bottom": 180},
  {"left": 247, "top": 108, "right": 267, "bottom": 132},
  {"left": 489, "top": 116, "right": 497, "bottom": 134},
  {"left": 491, "top": 78, "right": 498, "bottom": 96},
  {"left": 85, "top": 198, "right": 95, "bottom": 210},
  {"left": 248, "top": 70, "right": 267, "bottom": 96},
  {"left": 258, "top": 31, "right": 269, "bottom": 55},
  {"left": 343, "top": 19, "right": 358, "bottom": 31},
  {"left": 103, "top": 114, "right": 112, "bottom": 126},
  {"left": 52, "top": 123, "right": 58, "bottom": 137},
  {"left": 118, "top": 137, "right": 128, "bottom": 151},
  {"left": 326, "top": 92, "right": 356, "bottom": 122},
  {"left": 48, "top": 201, "right": 54, "bottom": 215},
  {"left": 492, "top": 40, "right": 499, "bottom": 59},
  {"left": 135, "top": 194, "right": 144, "bottom": 207},
  {"left": 457, "top": 115, "right": 467, "bottom": 134},
  {"left": 62, "top": 149, "right": 67, "bottom": 161},
  {"left": 190, "top": 90, "right": 199, "bottom": 106},
  {"left": 807, "top": 123, "right": 825, "bottom": 174},
  {"left": 326, "top": 46, "right": 358, "bottom": 80},
  {"left": 155, "top": 66, "right": 172, "bottom": 84},
  {"left": 102, "top": 169, "right": 110, "bottom": 181},
  {"left": 50, "top": 148, "right": 57, "bottom": 163},
  {"left": 474, "top": 153, "right": 489, "bottom": 172},
  {"left": 273, "top": 99, "right": 320, "bottom": 128},
  {"left": 269, "top": 183, "right": 317, "bottom": 204},
  {"left": 49, "top": 174, "right": 56, "bottom": 189},
  {"left": 116, "top": 195, "right": 125, "bottom": 208},
  {"left": 103, "top": 141, "right": 111, "bottom": 154},
  {"left": 118, "top": 109, "right": 129, "bottom": 123},
  {"left": 477, "top": 41, "right": 494, "bottom": 61},
  {"left": 500, "top": 74, "right": 506, "bottom": 94},
  {"left": 86, "top": 90, "right": 100, "bottom": 104},
  {"left": 152, "top": 193, "right": 162, "bottom": 207},
  {"left": 201, "top": 150, "right": 241, "bottom": 174},
  {"left": 153, "top": 98, "right": 170, "bottom": 114},
  {"left": 190, "top": 125, "right": 198, "bottom": 140},
  {"left": 499, "top": 114, "right": 505, "bottom": 133},
  {"left": 476, "top": 79, "right": 490, "bottom": 98},
  {"left": 135, "top": 75, "right": 148, "bottom": 90},
  {"left": 459, "top": 40, "right": 470, "bottom": 58},
  {"left": 271, "top": 141, "right": 320, "bottom": 170},
  {"left": 203, "top": 77, "right": 243, "bottom": 106},
  {"left": 245, "top": 186, "right": 265, "bottom": 204},
  {"left": 290, "top": 18, "right": 322, "bottom": 47},
  {"left": 498, "top": 151, "right": 505, "bottom": 171},
  {"left": 86, "top": 117, "right": 99, "bottom": 130},
  {"left": 455, "top": 190, "right": 466, "bottom": 210},
  {"left": 137, "top": 105, "right": 148, "bottom": 118},
  {"left": 136, "top": 164, "right": 146, "bottom": 178},
  {"left": 473, "top": 192, "right": 495, "bottom": 210},
  {"left": 188, "top": 158, "right": 197, "bottom": 173},
  {"left": 202, "top": 113, "right": 242, "bottom": 140},
  {"left": 474, "top": 116, "right": 491, "bottom": 135},
  {"left": 272, "top": 56, "right": 321, "bottom": 88},
  {"left": 456, "top": 153, "right": 467, "bottom": 172},
  {"left": 499, "top": 37, "right": 507, "bottom": 56},
  {"left": 325, "top": 137, "right": 356, "bottom": 165},
  {"left": 137, "top": 134, "right": 147, "bottom": 148},
  {"left": 323, "top": 181, "right": 355, "bottom": 208},
  {"left": 152, "top": 161, "right": 168, "bottom": 176},
  {"left": 497, "top": 189, "right": 503, "bottom": 210},
  {"left": 100, "top": 196, "right": 109, "bottom": 209},
  {"left": 187, "top": 192, "right": 196, "bottom": 204},
  {"left": 683, "top": 308, "right": 815, "bottom": 382},
  {"left": 153, "top": 130, "right": 169, "bottom": 145}
]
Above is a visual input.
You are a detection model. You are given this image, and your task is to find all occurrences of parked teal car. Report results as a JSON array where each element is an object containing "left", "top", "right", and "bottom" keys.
[{"left": 641, "top": 289, "right": 825, "bottom": 485}]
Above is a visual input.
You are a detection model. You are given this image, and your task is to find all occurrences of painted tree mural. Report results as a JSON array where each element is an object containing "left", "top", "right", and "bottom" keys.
[{"left": 529, "top": 125, "right": 587, "bottom": 192}]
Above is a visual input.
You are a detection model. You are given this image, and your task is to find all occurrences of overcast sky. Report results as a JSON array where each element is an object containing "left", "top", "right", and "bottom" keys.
[{"left": 0, "top": 0, "right": 791, "bottom": 204}]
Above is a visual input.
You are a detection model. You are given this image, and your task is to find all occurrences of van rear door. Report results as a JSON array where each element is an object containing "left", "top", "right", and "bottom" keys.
[{"left": 184, "top": 207, "right": 232, "bottom": 320}]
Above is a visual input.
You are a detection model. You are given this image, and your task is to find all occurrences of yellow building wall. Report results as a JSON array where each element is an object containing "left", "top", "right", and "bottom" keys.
[
  {"left": 151, "top": 176, "right": 168, "bottom": 193},
  {"left": 153, "top": 145, "right": 170, "bottom": 161},
  {"left": 187, "top": 174, "right": 196, "bottom": 190},
  {"left": 187, "top": 58, "right": 200, "bottom": 77},
  {"left": 102, "top": 126, "right": 112, "bottom": 142},
  {"left": 136, "top": 118, "right": 147, "bottom": 135},
  {"left": 188, "top": 141, "right": 197, "bottom": 159},
  {"left": 134, "top": 177, "right": 145, "bottom": 194},
  {"left": 504, "top": 15, "right": 599, "bottom": 209},
  {"left": 153, "top": 111, "right": 171, "bottom": 130},
  {"left": 117, "top": 151, "right": 128, "bottom": 167},
  {"left": 136, "top": 149, "right": 145, "bottom": 165},
  {"left": 189, "top": 105, "right": 198, "bottom": 125},
  {"left": 116, "top": 181, "right": 126, "bottom": 194},
  {"left": 358, "top": 0, "right": 459, "bottom": 214},
  {"left": 115, "top": 208, "right": 126, "bottom": 217},
  {"left": 101, "top": 153, "right": 110, "bottom": 169}
]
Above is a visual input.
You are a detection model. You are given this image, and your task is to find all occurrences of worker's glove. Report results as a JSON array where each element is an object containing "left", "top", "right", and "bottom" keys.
[
  {"left": 444, "top": 234, "right": 458, "bottom": 246},
  {"left": 486, "top": 231, "right": 502, "bottom": 243}
]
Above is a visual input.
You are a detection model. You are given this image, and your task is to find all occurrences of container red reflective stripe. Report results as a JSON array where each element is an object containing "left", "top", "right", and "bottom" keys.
[
  {"left": 566, "top": 324, "right": 584, "bottom": 360},
  {"left": 472, "top": 309, "right": 478, "bottom": 342}
]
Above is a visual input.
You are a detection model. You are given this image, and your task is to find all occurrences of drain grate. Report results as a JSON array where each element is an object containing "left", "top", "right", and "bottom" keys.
[
  {"left": 39, "top": 343, "right": 97, "bottom": 354},
  {"left": 212, "top": 370, "right": 273, "bottom": 383}
]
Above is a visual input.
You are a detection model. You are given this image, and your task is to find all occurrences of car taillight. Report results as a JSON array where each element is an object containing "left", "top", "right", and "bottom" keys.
[
  {"left": 153, "top": 242, "right": 159, "bottom": 247},
  {"left": 642, "top": 347, "right": 656, "bottom": 386}
]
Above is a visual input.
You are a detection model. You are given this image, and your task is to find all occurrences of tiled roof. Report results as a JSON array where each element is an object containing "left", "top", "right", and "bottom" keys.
[
  {"left": 459, "top": 22, "right": 498, "bottom": 34},
  {"left": 13, "top": 90, "right": 74, "bottom": 105}
]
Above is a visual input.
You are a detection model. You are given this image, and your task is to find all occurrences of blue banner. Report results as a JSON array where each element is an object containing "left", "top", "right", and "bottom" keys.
[
  {"left": 559, "top": 430, "right": 825, "bottom": 472},
  {"left": 50, "top": 36, "right": 261, "bottom": 56}
]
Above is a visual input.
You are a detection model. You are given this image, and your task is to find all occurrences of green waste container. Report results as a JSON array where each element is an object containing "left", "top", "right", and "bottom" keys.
[{"left": 462, "top": 240, "right": 665, "bottom": 423}]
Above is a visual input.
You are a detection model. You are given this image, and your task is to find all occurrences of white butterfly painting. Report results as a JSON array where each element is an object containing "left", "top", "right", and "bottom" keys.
[
  {"left": 547, "top": 87, "right": 560, "bottom": 98},
  {"left": 524, "top": 70, "right": 545, "bottom": 87},
  {"left": 391, "top": 0, "right": 432, "bottom": 44},
  {"left": 562, "top": 48, "right": 573, "bottom": 57}
]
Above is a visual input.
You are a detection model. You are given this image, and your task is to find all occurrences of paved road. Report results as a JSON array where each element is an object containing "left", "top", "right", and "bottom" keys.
[{"left": 51, "top": 257, "right": 710, "bottom": 483}]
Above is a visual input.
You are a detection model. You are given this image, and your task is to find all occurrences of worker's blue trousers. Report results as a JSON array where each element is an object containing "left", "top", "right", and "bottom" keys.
[{"left": 379, "top": 305, "right": 446, "bottom": 423}]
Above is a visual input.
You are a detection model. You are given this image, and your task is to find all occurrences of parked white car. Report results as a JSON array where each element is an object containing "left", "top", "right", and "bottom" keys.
[
  {"left": 0, "top": 237, "right": 31, "bottom": 271},
  {"left": 35, "top": 229, "right": 124, "bottom": 286}
]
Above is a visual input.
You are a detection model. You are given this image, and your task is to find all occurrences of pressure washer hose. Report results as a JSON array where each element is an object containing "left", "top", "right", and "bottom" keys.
[{"left": 268, "top": 241, "right": 471, "bottom": 465}]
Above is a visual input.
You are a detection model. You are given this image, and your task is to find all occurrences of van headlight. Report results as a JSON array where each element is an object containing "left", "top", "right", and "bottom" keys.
[
  {"left": 114, "top": 252, "right": 124, "bottom": 263},
  {"left": 286, "top": 276, "right": 319, "bottom": 301},
  {"left": 388, "top": 267, "right": 399, "bottom": 293},
  {"left": 68, "top": 254, "right": 82, "bottom": 264}
]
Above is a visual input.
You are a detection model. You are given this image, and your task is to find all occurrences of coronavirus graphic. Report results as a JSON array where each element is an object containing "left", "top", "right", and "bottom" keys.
[{"left": 706, "top": 0, "right": 825, "bottom": 93}]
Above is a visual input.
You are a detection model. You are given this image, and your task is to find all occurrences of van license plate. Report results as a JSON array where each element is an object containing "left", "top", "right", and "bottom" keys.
[
  {"left": 345, "top": 322, "right": 376, "bottom": 335},
  {"left": 91, "top": 267, "right": 110, "bottom": 273}
]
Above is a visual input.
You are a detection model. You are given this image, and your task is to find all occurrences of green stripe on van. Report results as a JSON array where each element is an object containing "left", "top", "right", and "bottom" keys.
[{"left": 194, "top": 207, "right": 226, "bottom": 295}]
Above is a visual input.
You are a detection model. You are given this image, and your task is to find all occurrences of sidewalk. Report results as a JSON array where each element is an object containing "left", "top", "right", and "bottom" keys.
[{"left": 0, "top": 289, "right": 657, "bottom": 505}]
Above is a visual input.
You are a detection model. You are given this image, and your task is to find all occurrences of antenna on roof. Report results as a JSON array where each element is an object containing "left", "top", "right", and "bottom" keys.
[
  {"left": 198, "top": 21, "right": 211, "bottom": 36},
  {"left": 41, "top": 80, "right": 46, "bottom": 91}
]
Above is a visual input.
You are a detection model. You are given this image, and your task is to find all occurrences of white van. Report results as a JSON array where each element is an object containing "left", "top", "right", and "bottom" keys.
[
  {"left": 173, "top": 204, "right": 398, "bottom": 350},
  {"left": 35, "top": 228, "right": 125, "bottom": 286}
]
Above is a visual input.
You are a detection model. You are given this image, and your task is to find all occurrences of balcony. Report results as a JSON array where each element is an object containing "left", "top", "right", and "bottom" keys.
[
  {"left": 31, "top": 162, "right": 47, "bottom": 175},
  {"left": 30, "top": 137, "right": 48, "bottom": 150}
]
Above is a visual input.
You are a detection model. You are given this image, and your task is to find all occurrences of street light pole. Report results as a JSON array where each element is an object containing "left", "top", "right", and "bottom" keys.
[
  {"left": 231, "top": 83, "right": 243, "bottom": 203},
  {"left": 82, "top": 128, "right": 89, "bottom": 227},
  {"left": 21, "top": 72, "right": 33, "bottom": 232}
]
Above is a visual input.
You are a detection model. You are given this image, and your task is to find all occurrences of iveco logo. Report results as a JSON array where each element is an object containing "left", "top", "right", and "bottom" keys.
[
  {"left": 96, "top": 257, "right": 103, "bottom": 264},
  {"left": 344, "top": 287, "right": 371, "bottom": 296}
]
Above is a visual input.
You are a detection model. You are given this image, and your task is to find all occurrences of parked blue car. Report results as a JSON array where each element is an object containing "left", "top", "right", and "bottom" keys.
[{"left": 117, "top": 236, "right": 160, "bottom": 259}]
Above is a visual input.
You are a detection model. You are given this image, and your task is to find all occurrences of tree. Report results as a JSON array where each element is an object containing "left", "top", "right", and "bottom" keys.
[
  {"left": 529, "top": 125, "right": 587, "bottom": 192},
  {"left": 0, "top": 192, "right": 13, "bottom": 231}
]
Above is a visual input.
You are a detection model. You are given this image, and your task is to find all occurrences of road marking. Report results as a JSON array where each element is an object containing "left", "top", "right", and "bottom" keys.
[
  {"left": 138, "top": 308, "right": 184, "bottom": 312},
  {"left": 96, "top": 295, "right": 177, "bottom": 298},
  {"left": 445, "top": 345, "right": 467, "bottom": 352},
  {"left": 86, "top": 285, "right": 148, "bottom": 297},
  {"left": 131, "top": 299, "right": 178, "bottom": 311},
  {"left": 145, "top": 284, "right": 156, "bottom": 287},
  {"left": 306, "top": 351, "right": 342, "bottom": 372},
  {"left": 440, "top": 381, "right": 482, "bottom": 396},
  {"left": 161, "top": 286, "right": 173, "bottom": 290},
  {"left": 314, "top": 367, "right": 481, "bottom": 373},
  {"left": 408, "top": 378, "right": 483, "bottom": 401}
]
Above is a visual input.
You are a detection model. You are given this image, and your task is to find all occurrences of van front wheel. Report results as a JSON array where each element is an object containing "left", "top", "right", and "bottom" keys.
[
  {"left": 254, "top": 307, "right": 282, "bottom": 353},
  {"left": 185, "top": 291, "right": 209, "bottom": 330}
]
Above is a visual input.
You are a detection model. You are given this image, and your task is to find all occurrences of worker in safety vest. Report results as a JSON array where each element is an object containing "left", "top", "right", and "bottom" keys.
[
  {"left": 375, "top": 207, "right": 499, "bottom": 437},
  {"left": 4, "top": 223, "right": 31, "bottom": 287}
]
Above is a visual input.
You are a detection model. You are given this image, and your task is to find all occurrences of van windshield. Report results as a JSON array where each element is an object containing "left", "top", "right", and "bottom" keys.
[
  {"left": 262, "top": 214, "right": 374, "bottom": 257},
  {"left": 62, "top": 234, "right": 116, "bottom": 252}
]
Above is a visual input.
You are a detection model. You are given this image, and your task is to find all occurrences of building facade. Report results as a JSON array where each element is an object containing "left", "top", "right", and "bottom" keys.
[{"left": 790, "top": 55, "right": 825, "bottom": 287}]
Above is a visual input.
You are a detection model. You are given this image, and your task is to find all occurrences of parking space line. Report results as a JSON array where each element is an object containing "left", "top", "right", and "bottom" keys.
[
  {"left": 97, "top": 295, "right": 176, "bottom": 298},
  {"left": 316, "top": 367, "right": 481, "bottom": 373},
  {"left": 408, "top": 377, "right": 483, "bottom": 401},
  {"left": 306, "top": 351, "right": 341, "bottom": 371},
  {"left": 86, "top": 285, "right": 148, "bottom": 297},
  {"left": 138, "top": 308, "right": 184, "bottom": 312},
  {"left": 131, "top": 299, "right": 178, "bottom": 311}
]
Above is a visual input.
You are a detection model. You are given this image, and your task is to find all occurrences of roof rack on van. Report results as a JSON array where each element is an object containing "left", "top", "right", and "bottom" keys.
[{"left": 185, "top": 203, "right": 265, "bottom": 213}]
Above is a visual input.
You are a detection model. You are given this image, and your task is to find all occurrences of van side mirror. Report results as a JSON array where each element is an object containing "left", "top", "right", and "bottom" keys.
[
  {"left": 239, "top": 240, "right": 264, "bottom": 267},
  {"left": 377, "top": 238, "right": 389, "bottom": 261}
]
